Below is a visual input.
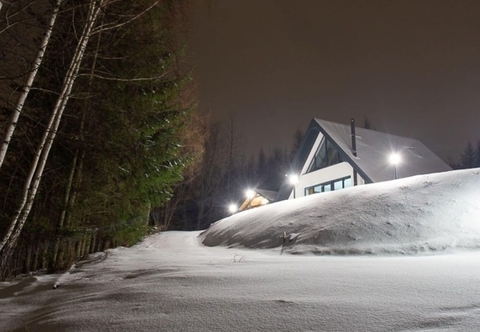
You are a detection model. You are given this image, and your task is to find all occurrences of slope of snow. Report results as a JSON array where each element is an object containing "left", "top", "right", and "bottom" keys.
[
  {"left": 202, "top": 168, "right": 480, "bottom": 255},
  {"left": 1, "top": 169, "right": 480, "bottom": 331},
  {"left": 2, "top": 232, "right": 480, "bottom": 331}
]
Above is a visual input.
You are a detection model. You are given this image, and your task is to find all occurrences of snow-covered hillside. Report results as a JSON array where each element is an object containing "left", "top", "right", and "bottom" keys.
[
  {"left": 202, "top": 168, "right": 480, "bottom": 255},
  {"left": 2, "top": 169, "right": 480, "bottom": 331}
]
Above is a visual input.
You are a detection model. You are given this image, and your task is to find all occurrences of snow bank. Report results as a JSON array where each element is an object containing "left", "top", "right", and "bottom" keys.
[{"left": 201, "top": 168, "right": 480, "bottom": 255}]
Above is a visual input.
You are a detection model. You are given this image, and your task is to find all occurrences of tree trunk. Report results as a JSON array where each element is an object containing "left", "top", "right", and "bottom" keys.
[
  {"left": 33, "top": 243, "right": 40, "bottom": 271},
  {"left": 0, "top": 0, "right": 62, "bottom": 169},
  {"left": 53, "top": 21, "right": 103, "bottom": 264},
  {"left": 24, "top": 244, "right": 32, "bottom": 273},
  {"left": 197, "top": 201, "right": 206, "bottom": 230},
  {"left": 89, "top": 233, "right": 96, "bottom": 254},
  {"left": 83, "top": 232, "right": 91, "bottom": 257},
  {"left": 0, "top": 0, "right": 105, "bottom": 276},
  {"left": 52, "top": 150, "right": 78, "bottom": 265},
  {"left": 41, "top": 240, "right": 49, "bottom": 271}
]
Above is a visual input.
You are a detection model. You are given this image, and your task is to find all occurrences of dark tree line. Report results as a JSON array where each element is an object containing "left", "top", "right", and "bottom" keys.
[
  {"left": 451, "top": 140, "right": 480, "bottom": 169},
  {"left": 159, "top": 116, "right": 475, "bottom": 232},
  {"left": 1, "top": 0, "right": 298, "bottom": 279},
  {"left": 152, "top": 119, "right": 304, "bottom": 231},
  {"left": 0, "top": 0, "right": 200, "bottom": 279}
]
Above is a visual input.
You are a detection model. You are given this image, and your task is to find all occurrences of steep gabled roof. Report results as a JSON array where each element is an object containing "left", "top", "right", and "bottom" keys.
[
  {"left": 239, "top": 189, "right": 278, "bottom": 211},
  {"left": 315, "top": 118, "right": 452, "bottom": 182},
  {"left": 255, "top": 189, "right": 278, "bottom": 202},
  {"left": 277, "top": 118, "right": 452, "bottom": 201}
]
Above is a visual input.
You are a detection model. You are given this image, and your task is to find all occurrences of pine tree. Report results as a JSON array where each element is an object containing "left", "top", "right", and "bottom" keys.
[
  {"left": 460, "top": 141, "right": 476, "bottom": 169},
  {"left": 290, "top": 128, "right": 304, "bottom": 161},
  {"left": 67, "top": 0, "right": 194, "bottom": 246},
  {"left": 256, "top": 148, "right": 267, "bottom": 185},
  {"left": 364, "top": 115, "right": 374, "bottom": 130}
]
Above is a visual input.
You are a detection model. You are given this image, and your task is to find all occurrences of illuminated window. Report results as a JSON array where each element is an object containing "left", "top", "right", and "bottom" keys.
[
  {"left": 305, "top": 176, "right": 352, "bottom": 196},
  {"left": 307, "top": 137, "right": 343, "bottom": 173},
  {"left": 344, "top": 177, "right": 352, "bottom": 188},
  {"left": 333, "top": 179, "right": 343, "bottom": 190}
]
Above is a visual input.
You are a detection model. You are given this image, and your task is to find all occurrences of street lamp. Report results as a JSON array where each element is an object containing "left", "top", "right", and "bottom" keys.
[
  {"left": 245, "top": 189, "right": 256, "bottom": 208},
  {"left": 245, "top": 189, "right": 255, "bottom": 199},
  {"left": 289, "top": 174, "right": 299, "bottom": 198},
  {"left": 228, "top": 204, "right": 237, "bottom": 214},
  {"left": 389, "top": 153, "right": 401, "bottom": 179}
]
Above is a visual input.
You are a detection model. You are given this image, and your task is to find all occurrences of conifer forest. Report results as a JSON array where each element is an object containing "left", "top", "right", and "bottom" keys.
[{"left": 0, "top": 0, "right": 199, "bottom": 279}]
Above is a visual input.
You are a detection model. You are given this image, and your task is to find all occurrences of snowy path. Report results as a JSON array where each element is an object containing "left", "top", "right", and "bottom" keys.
[{"left": 2, "top": 231, "right": 480, "bottom": 331}]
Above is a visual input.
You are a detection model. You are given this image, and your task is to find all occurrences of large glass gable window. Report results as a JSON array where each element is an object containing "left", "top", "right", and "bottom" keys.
[{"left": 307, "top": 137, "right": 342, "bottom": 173}]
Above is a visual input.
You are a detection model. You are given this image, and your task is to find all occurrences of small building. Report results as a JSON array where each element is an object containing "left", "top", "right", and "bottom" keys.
[
  {"left": 277, "top": 118, "right": 452, "bottom": 201},
  {"left": 238, "top": 189, "right": 278, "bottom": 212}
]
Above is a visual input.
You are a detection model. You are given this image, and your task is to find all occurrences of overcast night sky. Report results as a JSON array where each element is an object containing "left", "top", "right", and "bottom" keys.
[{"left": 191, "top": 0, "right": 480, "bottom": 162}]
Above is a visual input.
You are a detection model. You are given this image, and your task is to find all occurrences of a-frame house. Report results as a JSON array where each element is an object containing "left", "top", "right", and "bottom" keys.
[{"left": 277, "top": 118, "right": 452, "bottom": 201}]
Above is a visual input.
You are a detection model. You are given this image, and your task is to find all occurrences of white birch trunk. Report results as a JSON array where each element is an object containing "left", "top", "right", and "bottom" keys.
[
  {"left": 0, "top": 0, "right": 62, "bottom": 169},
  {"left": 0, "top": 0, "right": 105, "bottom": 270}
]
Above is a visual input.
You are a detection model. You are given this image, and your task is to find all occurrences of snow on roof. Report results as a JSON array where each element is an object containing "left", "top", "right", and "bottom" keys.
[
  {"left": 239, "top": 189, "right": 278, "bottom": 211},
  {"left": 202, "top": 168, "right": 480, "bottom": 255},
  {"left": 254, "top": 189, "right": 277, "bottom": 201},
  {"left": 314, "top": 118, "right": 452, "bottom": 182}
]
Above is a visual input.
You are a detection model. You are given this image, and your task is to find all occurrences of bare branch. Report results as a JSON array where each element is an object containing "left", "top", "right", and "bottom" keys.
[
  {"left": 91, "top": 0, "right": 160, "bottom": 35},
  {"left": 0, "top": 0, "right": 104, "bottom": 269},
  {"left": 78, "top": 71, "right": 169, "bottom": 82}
]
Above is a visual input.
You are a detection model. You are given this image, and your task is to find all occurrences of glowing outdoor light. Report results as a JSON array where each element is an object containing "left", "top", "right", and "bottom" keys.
[
  {"left": 288, "top": 174, "right": 299, "bottom": 198},
  {"left": 228, "top": 204, "right": 237, "bottom": 214},
  {"left": 389, "top": 153, "right": 401, "bottom": 179},
  {"left": 245, "top": 189, "right": 256, "bottom": 199},
  {"left": 245, "top": 189, "right": 256, "bottom": 209},
  {"left": 289, "top": 174, "right": 299, "bottom": 185},
  {"left": 389, "top": 153, "right": 401, "bottom": 165}
]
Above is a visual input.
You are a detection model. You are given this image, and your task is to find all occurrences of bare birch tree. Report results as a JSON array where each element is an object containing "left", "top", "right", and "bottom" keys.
[
  {"left": 0, "top": 0, "right": 196, "bottom": 278},
  {"left": 0, "top": 0, "right": 62, "bottom": 169},
  {"left": 0, "top": 0, "right": 105, "bottom": 273}
]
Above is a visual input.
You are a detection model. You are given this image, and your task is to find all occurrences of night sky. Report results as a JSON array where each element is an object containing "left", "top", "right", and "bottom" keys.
[{"left": 191, "top": 0, "right": 480, "bottom": 162}]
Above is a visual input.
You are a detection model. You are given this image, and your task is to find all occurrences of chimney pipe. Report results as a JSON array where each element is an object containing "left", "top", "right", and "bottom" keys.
[{"left": 350, "top": 118, "right": 357, "bottom": 157}]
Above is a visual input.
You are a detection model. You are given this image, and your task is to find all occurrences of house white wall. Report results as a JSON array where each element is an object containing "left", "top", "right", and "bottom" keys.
[
  {"left": 291, "top": 162, "right": 365, "bottom": 198},
  {"left": 288, "top": 133, "right": 365, "bottom": 199}
]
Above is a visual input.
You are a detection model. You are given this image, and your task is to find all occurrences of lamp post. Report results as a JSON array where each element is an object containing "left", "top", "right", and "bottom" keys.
[
  {"left": 389, "top": 153, "right": 401, "bottom": 179},
  {"left": 289, "top": 174, "right": 299, "bottom": 198},
  {"left": 228, "top": 204, "right": 237, "bottom": 214},
  {"left": 245, "top": 189, "right": 255, "bottom": 208}
]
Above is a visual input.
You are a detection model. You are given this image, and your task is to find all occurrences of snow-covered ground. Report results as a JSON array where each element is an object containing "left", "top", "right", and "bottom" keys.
[
  {"left": 1, "top": 168, "right": 480, "bottom": 331},
  {"left": 203, "top": 168, "right": 480, "bottom": 255}
]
